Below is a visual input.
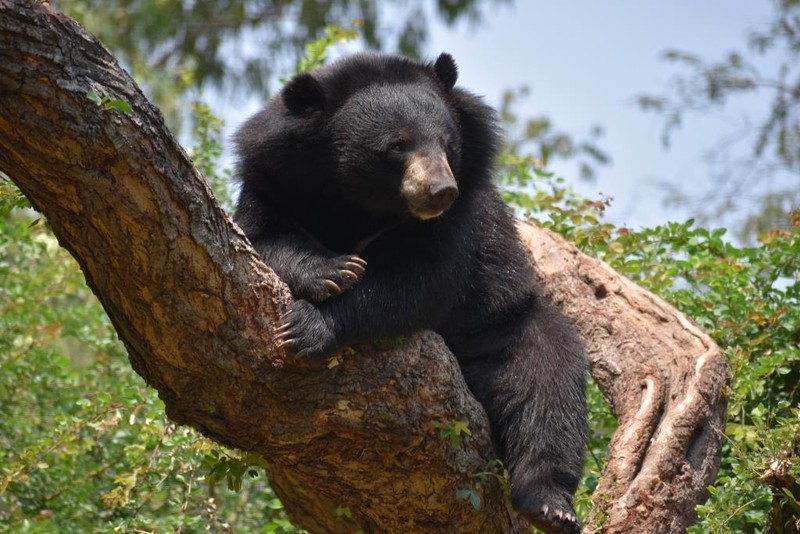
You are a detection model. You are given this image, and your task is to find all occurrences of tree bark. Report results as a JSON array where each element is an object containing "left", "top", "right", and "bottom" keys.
[{"left": 0, "top": 1, "right": 728, "bottom": 532}]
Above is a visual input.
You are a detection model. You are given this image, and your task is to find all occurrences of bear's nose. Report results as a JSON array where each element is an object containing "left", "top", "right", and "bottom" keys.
[{"left": 429, "top": 181, "right": 459, "bottom": 210}]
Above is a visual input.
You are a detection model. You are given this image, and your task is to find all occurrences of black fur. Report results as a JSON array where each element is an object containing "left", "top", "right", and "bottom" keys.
[{"left": 233, "top": 52, "right": 588, "bottom": 533}]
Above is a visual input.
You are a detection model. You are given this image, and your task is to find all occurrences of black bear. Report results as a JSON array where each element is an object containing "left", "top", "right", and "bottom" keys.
[{"left": 233, "top": 52, "right": 588, "bottom": 533}]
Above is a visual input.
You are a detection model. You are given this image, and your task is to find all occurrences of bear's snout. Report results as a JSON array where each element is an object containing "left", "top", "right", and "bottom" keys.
[
  {"left": 428, "top": 180, "right": 459, "bottom": 209},
  {"left": 401, "top": 152, "right": 459, "bottom": 220}
]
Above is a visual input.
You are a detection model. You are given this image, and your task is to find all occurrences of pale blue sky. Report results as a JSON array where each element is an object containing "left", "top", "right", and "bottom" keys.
[{"left": 422, "top": 1, "right": 779, "bottom": 229}]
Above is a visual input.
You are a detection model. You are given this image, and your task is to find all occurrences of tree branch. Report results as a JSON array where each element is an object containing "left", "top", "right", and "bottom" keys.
[
  {"left": 0, "top": 1, "right": 727, "bottom": 532},
  {"left": 517, "top": 224, "right": 728, "bottom": 531}
]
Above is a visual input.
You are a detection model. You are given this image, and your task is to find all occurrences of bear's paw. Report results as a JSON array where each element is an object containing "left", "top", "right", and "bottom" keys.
[
  {"left": 293, "top": 255, "right": 366, "bottom": 303},
  {"left": 275, "top": 300, "right": 337, "bottom": 360},
  {"left": 513, "top": 489, "right": 582, "bottom": 534}
]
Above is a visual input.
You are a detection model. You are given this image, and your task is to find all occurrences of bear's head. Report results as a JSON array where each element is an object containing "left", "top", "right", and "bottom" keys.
[{"left": 279, "top": 53, "right": 473, "bottom": 221}]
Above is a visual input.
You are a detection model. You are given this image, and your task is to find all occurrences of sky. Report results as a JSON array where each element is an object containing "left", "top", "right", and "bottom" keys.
[
  {"left": 419, "top": 1, "right": 779, "bottom": 229},
  {"left": 224, "top": 1, "right": 781, "bottom": 232}
]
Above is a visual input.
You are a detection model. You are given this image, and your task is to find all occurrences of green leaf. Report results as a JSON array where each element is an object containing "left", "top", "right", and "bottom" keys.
[
  {"left": 86, "top": 90, "right": 102, "bottom": 105},
  {"left": 456, "top": 488, "right": 482, "bottom": 510},
  {"left": 105, "top": 99, "right": 132, "bottom": 114}
]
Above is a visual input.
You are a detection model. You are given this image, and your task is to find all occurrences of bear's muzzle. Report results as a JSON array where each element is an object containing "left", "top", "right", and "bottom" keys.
[{"left": 401, "top": 152, "right": 459, "bottom": 220}]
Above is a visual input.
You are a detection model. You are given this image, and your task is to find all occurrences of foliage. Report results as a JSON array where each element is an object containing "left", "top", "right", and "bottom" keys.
[
  {"left": 295, "top": 25, "right": 359, "bottom": 75},
  {"left": 433, "top": 419, "right": 473, "bottom": 450},
  {"left": 498, "top": 156, "right": 800, "bottom": 532},
  {"left": 636, "top": 0, "right": 800, "bottom": 240},
  {"left": 189, "top": 101, "right": 233, "bottom": 210},
  {"left": 85, "top": 90, "right": 133, "bottom": 114},
  {"left": 456, "top": 487, "right": 483, "bottom": 510},
  {"left": 455, "top": 459, "right": 508, "bottom": 512}
]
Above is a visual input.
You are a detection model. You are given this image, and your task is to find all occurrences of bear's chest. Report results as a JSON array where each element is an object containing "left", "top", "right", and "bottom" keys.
[{"left": 295, "top": 203, "right": 399, "bottom": 254}]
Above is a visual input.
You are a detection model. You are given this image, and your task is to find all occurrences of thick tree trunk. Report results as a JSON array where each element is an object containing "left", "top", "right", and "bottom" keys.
[{"left": 0, "top": 1, "right": 727, "bottom": 532}]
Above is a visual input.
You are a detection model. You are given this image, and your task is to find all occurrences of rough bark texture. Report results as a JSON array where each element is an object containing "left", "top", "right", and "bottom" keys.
[{"left": 0, "top": 1, "right": 727, "bottom": 532}]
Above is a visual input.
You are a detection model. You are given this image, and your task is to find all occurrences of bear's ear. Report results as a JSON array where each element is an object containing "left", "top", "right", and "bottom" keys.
[
  {"left": 434, "top": 53, "right": 458, "bottom": 91},
  {"left": 283, "top": 72, "right": 326, "bottom": 114}
]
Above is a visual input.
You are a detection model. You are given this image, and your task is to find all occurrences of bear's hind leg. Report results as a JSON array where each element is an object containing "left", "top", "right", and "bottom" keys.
[{"left": 460, "top": 303, "right": 587, "bottom": 534}]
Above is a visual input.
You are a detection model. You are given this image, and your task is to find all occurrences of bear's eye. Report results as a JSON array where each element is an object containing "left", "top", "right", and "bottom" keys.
[
  {"left": 387, "top": 139, "right": 409, "bottom": 153},
  {"left": 442, "top": 135, "right": 457, "bottom": 153}
]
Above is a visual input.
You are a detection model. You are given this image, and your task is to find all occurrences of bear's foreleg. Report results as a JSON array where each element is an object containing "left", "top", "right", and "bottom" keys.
[
  {"left": 253, "top": 234, "right": 366, "bottom": 302},
  {"left": 274, "top": 238, "right": 469, "bottom": 359},
  {"left": 234, "top": 193, "right": 366, "bottom": 302}
]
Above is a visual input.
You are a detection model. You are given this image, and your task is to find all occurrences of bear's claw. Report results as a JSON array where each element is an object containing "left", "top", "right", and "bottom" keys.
[
  {"left": 296, "top": 254, "right": 366, "bottom": 302},
  {"left": 322, "top": 279, "right": 343, "bottom": 296},
  {"left": 346, "top": 256, "right": 367, "bottom": 270},
  {"left": 273, "top": 300, "right": 336, "bottom": 359},
  {"left": 524, "top": 503, "right": 582, "bottom": 534}
]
